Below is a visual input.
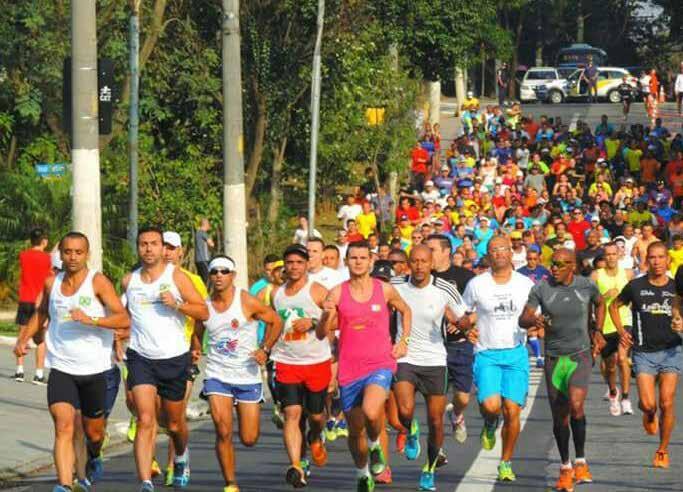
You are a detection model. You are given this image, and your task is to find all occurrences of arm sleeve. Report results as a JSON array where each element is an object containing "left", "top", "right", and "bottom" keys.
[
  {"left": 617, "top": 281, "right": 633, "bottom": 306},
  {"left": 462, "top": 282, "right": 476, "bottom": 312}
]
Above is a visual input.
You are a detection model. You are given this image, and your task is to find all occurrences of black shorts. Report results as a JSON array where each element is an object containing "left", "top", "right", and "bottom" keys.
[
  {"left": 15, "top": 302, "right": 36, "bottom": 326},
  {"left": 395, "top": 363, "right": 448, "bottom": 396},
  {"left": 126, "top": 349, "right": 190, "bottom": 402},
  {"left": 277, "top": 383, "right": 327, "bottom": 414},
  {"left": 601, "top": 327, "right": 631, "bottom": 359},
  {"left": 47, "top": 368, "right": 107, "bottom": 419},
  {"left": 103, "top": 366, "right": 121, "bottom": 417},
  {"left": 544, "top": 349, "right": 592, "bottom": 405},
  {"left": 446, "top": 342, "right": 474, "bottom": 393}
]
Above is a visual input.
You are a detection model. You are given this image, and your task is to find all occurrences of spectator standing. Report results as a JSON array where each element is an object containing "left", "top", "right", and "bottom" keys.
[
  {"left": 337, "top": 195, "right": 363, "bottom": 230},
  {"left": 195, "top": 218, "right": 215, "bottom": 283},
  {"left": 411, "top": 141, "right": 430, "bottom": 192},
  {"left": 496, "top": 62, "right": 510, "bottom": 106},
  {"left": 14, "top": 227, "right": 52, "bottom": 384},
  {"left": 675, "top": 62, "right": 683, "bottom": 116},
  {"left": 292, "top": 216, "right": 323, "bottom": 246}
]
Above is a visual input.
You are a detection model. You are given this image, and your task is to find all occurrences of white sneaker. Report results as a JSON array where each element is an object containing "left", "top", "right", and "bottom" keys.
[
  {"left": 608, "top": 389, "right": 621, "bottom": 416},
  {"left": 602, "top": 387, "right": 610, "bottom": 401},
  {"left": 621, "top": 398, "right": 634, "bottom": 415}
]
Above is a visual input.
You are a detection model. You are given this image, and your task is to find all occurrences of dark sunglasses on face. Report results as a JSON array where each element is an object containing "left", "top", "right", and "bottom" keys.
[
  {"left": 389, "top": 260, "right": 406, "bottom": 266},
  {"left": 210, "top": 269, "right": 232, "bottom": 275},
  {"left": 551, "top": 260, "right": 570, "bottom": 269}
]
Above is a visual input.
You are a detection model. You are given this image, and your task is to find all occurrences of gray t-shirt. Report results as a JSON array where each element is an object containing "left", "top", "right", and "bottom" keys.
[
  {"left": 195, "top": 230, "right": 210, "bottom": 262},
  {"left": 526, "top": 275, "right": 600, "bottom": 356}
]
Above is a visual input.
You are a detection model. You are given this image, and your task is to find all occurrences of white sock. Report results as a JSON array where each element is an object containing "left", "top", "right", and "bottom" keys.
[
  {"left": 561, "top": 462, "right": 573, "bottom": 470},
  {"left": 174, "top": 447, "right": 189, "bottom": 464},
  {"left": 368, "top": 438, "right": 380, "bottom": 449},
  {"left": 16, "top": 365, "right": 24, "bottom": 373},
  {"left": 35, "top": 369, "right": 44, "bottom": 378},
  {"left": 357, "top": 464, "right": 370, "bottom": 478},
  {"left": 575, "top": 457, "right": 586, "bottom": 464}
]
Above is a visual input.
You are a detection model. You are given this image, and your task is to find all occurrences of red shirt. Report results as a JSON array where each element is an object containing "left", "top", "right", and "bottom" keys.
[
  {"left": 17, "top": 249, "right": 52, "bottom": 303},
  {"left": 395, "top": 205, "right": 420, "bottom": 223},
  {"left": 567, "top": 220, "right": 591, "bottom": 250},
  {"left": 347, "top": 232, "right": 364, "bottom": 242},
  {"left": 411, "top": 147, "right": 429, "bottom": 175}
]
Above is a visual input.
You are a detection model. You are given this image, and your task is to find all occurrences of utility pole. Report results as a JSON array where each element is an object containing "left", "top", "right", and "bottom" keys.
[
  {"left": 222, "top": 0, "right": 248, "bottom": 289},
  {"left": 71, "top": 0, "right": 103, "bottom": 271},
  {"left": 307, "top": 0, "right": 325, "bottom": 236},
  {"left": 127, "top": 0, "right": 140, "bottom": 250}
]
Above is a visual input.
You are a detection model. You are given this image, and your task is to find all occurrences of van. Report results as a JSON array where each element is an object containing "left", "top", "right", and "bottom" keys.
[{"left": 519, "top": 67, "right": 568, "bottom": 103}]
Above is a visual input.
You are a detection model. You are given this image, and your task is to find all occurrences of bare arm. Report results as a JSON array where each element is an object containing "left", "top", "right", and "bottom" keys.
[
  {"left": 673, "top": 295, "right": 683, "bottom": 332},
  {"left": 317, "top": 286, "right": 341, "bottom": 341},
  {"left": 70, "top": 273, "right": 130, "bottom": 330},
  {"left": 242, "top": 290, "right": 283, "bottom": 353},
  {"left": 172, "top": 268, "right": 210, "bottom": 321},
  {"left": 290, "top": 282, "right": 329, "bottom": 334},
  {"left": 14, "top": 279, "right": 53, "bottom": 356}
]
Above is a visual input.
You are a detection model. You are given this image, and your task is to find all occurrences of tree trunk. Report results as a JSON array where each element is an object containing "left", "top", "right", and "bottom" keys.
[
  {"left": 245, "top": 89, "right": 267, "bottom": 201},
  {"left": 6, "top": 135, "right": 17, "bottom": 169},
  {"left": 454, "top": 67, "right": 465, "bottom": 115},
  {"left": 510, "top": 11, "right": 525, "bottom": 97},
  {"left": 268, "top": 135, "right": 287, "bottom": 224},
  {"left": 577, "top": 0, "right": 585, "bottom": 43},
  {"left": 423, "top": 80, "right": 441, "bottom": 125},
  {"left": 480, "top": 44, "right": 486, "bottom": 97}
]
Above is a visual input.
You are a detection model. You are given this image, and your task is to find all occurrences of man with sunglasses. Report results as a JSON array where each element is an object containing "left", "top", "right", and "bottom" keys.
[
  {"left": 123, "top": 226, "right": 209, "bottom": 491},
  {"left": 270, "top": 244, "right": 331, "bottom": 488},
  {"left": 567, "top": 209, "right": 591, "bottom": 251},
  {"left": 388, "top": 248, "right": 410, "bottom": 276},
  {"left": 459, "top": 235, "right": 535, "bottom": 483},
  {"left": 194, "top": 255, "right": 283, "bottom": 492},
  {"left": 519, "top": 249, "right": 606, "bottom": 492}
]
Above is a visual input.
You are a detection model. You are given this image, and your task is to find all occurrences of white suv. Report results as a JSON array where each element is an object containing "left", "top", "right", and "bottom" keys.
[{"left": 520, "top": 67, "right": 568, "bottom": 103}]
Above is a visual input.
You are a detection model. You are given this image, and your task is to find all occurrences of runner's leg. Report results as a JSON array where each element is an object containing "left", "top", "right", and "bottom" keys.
[
  {"left": 636, "top": 373, "right": 657, "bottom": 426},
  {"left": 657, "top": 373, "right": 679, "bottom": 452},
  {"left": 425, "top": 394, "right": 447, "bottom": 468},
  {"left": 394, "top": 381, "right": 417, "bottom": 430},
  {"left": 345, "top": 406, "right": 369, "bottom": 468},
  {"left": 162, "top": 397, "right": 189, "bottom": 457},
  {"left": 567, "top": 385, "right": 588, "bottom": 460},
  {"left": 51, "top": 403, "right": 77, "bottom": 486},
  {"left": 209, "top": 395, "right": 236, "bottom": 485},
  {"left": 617, "top": 344, "right": 631, "bottom": 401},
  {"left": 237, "top": 400, "right": 261, "bottom": 447},
  {"left": 132, "top": 385, "right": 158, "bottom": 481},
  {"left": 283, "top": 404, "right": 304, "bottom": 467},
  {"left": 501, "top": 399, "right": 521, "bottom": 462},
  {"left": 73, "top": 411, "right": 87, "bottom": 481}
]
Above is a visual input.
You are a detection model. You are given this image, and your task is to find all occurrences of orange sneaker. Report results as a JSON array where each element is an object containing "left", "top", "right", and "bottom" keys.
[
  {"left": 309, "top": 439, "right": 328, "bottom": 467},
  {"left": 653, "top": 450, "right": 670, "bottom": 469},
  {"left": 573, "top": 462, "right": 593, "bottom": 484},
  {"left": 555, "top": 467, "right": 575, "bottom": 492},
  {"left": 396, "top": 432, "right": 407, "bottom": 454},
  {"left": 642, "top": 412, "right": 658, "bottom": 435}
]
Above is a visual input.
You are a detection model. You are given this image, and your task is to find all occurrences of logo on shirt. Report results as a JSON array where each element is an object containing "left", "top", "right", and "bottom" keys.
[
  {"left": 215, "top": 337, "right": 238, "bottom": 356},
  {"left": 78, "top": 296, "right": 92, "bottom": 308},
  {"left": 371, "top": 304, "right": 381, "bottom": 312},
  {"left": 493, "top": 299, "right": 516, "bottom": 313},
  {"left": 231, "top": 319, "right": 240, "bottom": 330},
  {"left": 640, "top": 290, "right": 656, "bottom": 297}
]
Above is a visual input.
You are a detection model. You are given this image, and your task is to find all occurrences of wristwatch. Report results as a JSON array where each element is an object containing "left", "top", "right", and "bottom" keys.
[{"left": 260, "top": 345, "right": 271, "bottom": 356}]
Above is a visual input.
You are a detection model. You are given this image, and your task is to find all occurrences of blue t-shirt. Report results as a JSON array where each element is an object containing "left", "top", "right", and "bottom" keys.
[
  {"left": 517, "top": 265, "right": 551, "bottom": 284},
  {"left": 249, "top": 278, "right": 269, "bottom": 343}
]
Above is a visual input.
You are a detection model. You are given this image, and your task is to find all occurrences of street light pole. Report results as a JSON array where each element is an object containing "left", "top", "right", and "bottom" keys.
[
  {"left": 128, "top": 0, "right": 140, "bottom": 250},
  {"left": 71, "top": 0, "right": 103, "bottom": 271},
  {"left": 222, "top": 0, "right": 248, "bottom": 289},
  {"left": 307, "top": 0, "right": 325, "bottom": 237}
]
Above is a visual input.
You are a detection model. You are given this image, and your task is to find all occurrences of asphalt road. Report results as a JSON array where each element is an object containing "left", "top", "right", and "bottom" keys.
[{"left": 5, "top": 359, "right": 683, "bottom": 492}]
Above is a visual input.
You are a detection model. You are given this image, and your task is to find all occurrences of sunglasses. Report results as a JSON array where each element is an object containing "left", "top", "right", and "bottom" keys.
[
  {"left": 210, "top": 269, "right": 232, "bottom": 275},
  {"left": 389, "top": 260, "right": 407, "bottom": 265},
  {"left": 551, "top": 260, "right": 570, "bottom": 269}
]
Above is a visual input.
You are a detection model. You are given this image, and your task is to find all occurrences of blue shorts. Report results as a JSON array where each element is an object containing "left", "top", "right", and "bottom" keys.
[
  {"left": 447, "top": 342, "right": 474, "bottom": 393},
  {"left": 202, "top": 378, "right": 264, "bottom": 404},
  {"left": 104, "top": 365, "right": 121, "bottom": 418},
  {"left": 339, "top": 369, "right": 393, "bottom": 412},
  {"left": 633, "top": 345, "right": 682, "bottom": 376},
  {"left": 474, "top": 344, "right": 529, "bottom": 407}
]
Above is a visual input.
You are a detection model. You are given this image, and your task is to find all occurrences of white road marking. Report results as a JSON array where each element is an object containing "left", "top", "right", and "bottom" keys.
[{"left": 454, "top": 367, "right": 544, "bottom": 492}]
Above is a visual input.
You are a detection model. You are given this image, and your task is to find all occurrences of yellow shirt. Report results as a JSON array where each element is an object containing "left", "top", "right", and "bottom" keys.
[
  {"left": 669, "top": 248, "right": 683, "bottom": 276},
  {"left": 356, "top": 212, "right": 377, "bottom": 239},
  {"left": 605, "top": 138, "right": 620, "bottom": 160},
  {"left": 182, "top": 267, "right": 208, "bottom": 343},
  {"left": 399, "top": 225, "right": 414, "bottom": 241}
]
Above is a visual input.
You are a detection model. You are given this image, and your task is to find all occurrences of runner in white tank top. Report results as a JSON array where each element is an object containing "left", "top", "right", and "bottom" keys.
[
  {"left": 271, "top": 244, "right": 331, "bottom": 488},
  {"left": 193, "top": 256, "right": 282, "bottom": 491},
  {"left": 121, "top": 227, "right": 208, "bottom": 490},
  {"left": 14, "top": 232, "right": 129, "bottom": 491}
]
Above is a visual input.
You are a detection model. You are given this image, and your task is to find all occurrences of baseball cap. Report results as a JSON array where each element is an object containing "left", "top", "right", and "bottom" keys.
[
  {"left": 425, "top": 180, "right": 435, "bottom": 187},
  {"left": 371, "top": 260, "right": 393, "bottom": 282},
  {"left": 510, "top": 231, "right": 523, "bottom": 240},
  {"left": 283, "top": 244, "right": 309, "bottom": 260},
  {"left": 591, "top": 216, "right": 600, "bottom": 223},
  {"left": 440, "top": 164, "right": 450, "bottom": 171},
  {"left": 163, "top": 231, "right": 182, "bottom": 248}
]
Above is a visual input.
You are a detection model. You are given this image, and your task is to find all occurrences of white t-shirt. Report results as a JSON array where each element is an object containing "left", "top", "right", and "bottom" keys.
[
  {"left": 308, "top": 266, "right": 344, "bottom": 290},
  {"left": 511, "top": 247, "right": 527, "bottom": 270},
  {"left": 293, "top": 228, "right": 322, "bottom": 245},
  {"left": 421, "top": 189, "right": 441, "bottom": 203},
  {"left": 463, "top": 271, "right": 534, "bottom": 352},
  {"left": 337, "top": 204, "right": 362, "bottom": 229},
  {"left": 394, "top": 276, "right": 467, "bottom": 366}
]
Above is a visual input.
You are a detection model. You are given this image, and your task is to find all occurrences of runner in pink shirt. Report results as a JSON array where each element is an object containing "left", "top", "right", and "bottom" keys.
[{"left": 317, "top": 240, "right": 412, "bottom": 492}]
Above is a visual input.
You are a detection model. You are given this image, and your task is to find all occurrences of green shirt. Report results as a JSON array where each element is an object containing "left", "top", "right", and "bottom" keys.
[{"left": 624, "top": 148, "right": 642, "bottom": 172}]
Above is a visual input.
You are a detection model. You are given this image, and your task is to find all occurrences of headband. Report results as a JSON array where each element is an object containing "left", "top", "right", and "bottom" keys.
[{"left": 209, "top": 257, "right": 236, "bottom": 272}]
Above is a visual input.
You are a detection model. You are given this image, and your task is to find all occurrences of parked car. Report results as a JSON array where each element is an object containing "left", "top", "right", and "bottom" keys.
[
  {"left": 564, "top": 67, "right": 638, "bottom": 103},
  {"left": 520, "top": 67, "right": 569, "bottom": 103}
]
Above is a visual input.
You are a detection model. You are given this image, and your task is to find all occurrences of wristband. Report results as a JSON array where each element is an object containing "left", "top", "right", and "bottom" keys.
[
  {"left": 399, "top": 336, "right": 410, "bottom": 345},
  {"left": 92, "top": 317, "right": 99, "bottom": 326}
]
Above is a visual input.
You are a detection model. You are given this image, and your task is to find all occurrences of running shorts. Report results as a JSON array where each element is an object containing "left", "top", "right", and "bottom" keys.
[
  {"left": 395, "top": 363, "right": 448, "bottom": 396},
  {"left": 600, "top": 326, "right": 631, "bottom": 359},
  {"left": 103, "top": 365, "right": 121, "bottom": 417},
  {"left": 446, "top": 342, "right": 474, "bottom": 393},
  {"left": 202, "top": 378, "right": 264, "bottom": 404},
  {"left": 276, "top": 359, "right": 331, "bottom": 413},
  {"left": 544, "top": 349, "right": 592, "bottom": 404},
  {"left": 339, "top": 368, "right": 393, "bottom": 412},
  {"left": 47, "top": 368, "right": 107, "bottom": 419},
  {"left": 474, "top": 344, "right": 529, "bottom": 407},
  {"left": 125, "top": 349, "right": 190, "bottom": 402},
  {"left": 15, "top": 302, "right": 36, "bottom": 326},
  {"left": 633, "top": 345, "right": 682, "bottom": 376}
]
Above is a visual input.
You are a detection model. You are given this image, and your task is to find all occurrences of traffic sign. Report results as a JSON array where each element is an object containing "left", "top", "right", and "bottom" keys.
[{"left": 35, "top": 162, "right": 67, "bottom": 178}]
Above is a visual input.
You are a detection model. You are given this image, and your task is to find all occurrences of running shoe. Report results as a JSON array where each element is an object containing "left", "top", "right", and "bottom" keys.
[
  {"left": 33, "top": 375, "right": 47, "bottom": 386},
  {"left": 356, "top": 475, "right": 375, "bottom": 492},
  {"left": 52, "top": 486, "right": 73, "bottom": 492},
  {"left": 172, "top": 460, "right": 190, "bottom": 488},
  {"left": 164, "top": 466, "right": 174, "bottom": 487},
  {"left": 127, "top": 416, "right": 137, "bottom": 442},
  {"left": 608, "top": 391, "right": 622, "bottom": 416},
  {"left": 139, "top": 481, "right": 155, "bottom": 492},
  {"left": 285, "top": 465, "right": 307, "bottom": 488},
  {"left": 480, "top": 417, "right": 498, "bottom": 451},
  {"left": 395, "top": 431, "right": 407, "bottom": 454},
  {"left": 271, "top": 406, "right": 285, "bottom": 429},
  {"left": 536, "top": 357, "right": 545, "bottom": 368},
  {"left": 309, "top": 437, "right": 328, "bottom": 467},
  {"left": 404, "top": 419, "right": 421, "bottom": 461},
  {"left": 642, "top": 412, "right": 659, "bottom": 435},
  {"left": 86, "top": 455, "right": 103, "bottom": 483},
  {"left": 335, "top": 419, "right": 349, "bottom": 438},
  {"left": 300, "top": 459, "right": 311, "bottom": 478},
  {"left": 573, "top": 462, "right": 593, "bottom": 483},
  {"left": 653, "top": 450, "right": 670, "bottom": 469},
  {"left": 73, "top": 478, "right": 92, "bottom": 492},
  {"left": 369, "top": 443, "right": 387, "bottom": 475},
  {"left": 324, "top": 419, "right": 338, "bottom": 442},
  {"left": 555, "top": 467, "right": 575, "bottom": 492},
  {"left": 435, "top": 448, "right": 448, "bottom": 468},
  {"left": 150, "top": 458, "right": 162, "bottom": 478},
  {"left": 602, "top": 387, "right": 610, "bottom": 401},
  {"left": 418, "top": 464, "right": 436, "bottom": 491},
  {"left": 451, "top": 412, "right": 467, "bottom": 443},
  {"left": 621, "top": 398, "right": 634, "bottom": 415},
  {"left": 224, "top": 485, "right": 240, "bottom": 492},
  {"left": 374, "top": 466, "right": 392, "bottom": 484},
  {"left": 14, "top": 371, "right": 24, "bottom": 382},
  {"left": 497, "top": 461, "right": 516, "bottom": 481}
]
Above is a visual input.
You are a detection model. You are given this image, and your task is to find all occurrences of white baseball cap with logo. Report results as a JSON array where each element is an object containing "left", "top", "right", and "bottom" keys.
[{"left": 162, "top": 231, "right": 182, "bottom": 248}]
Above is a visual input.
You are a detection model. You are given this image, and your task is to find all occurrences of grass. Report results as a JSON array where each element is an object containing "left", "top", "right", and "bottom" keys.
[{"left": 0, "top": 322, "right": 17, "bottom": 336}]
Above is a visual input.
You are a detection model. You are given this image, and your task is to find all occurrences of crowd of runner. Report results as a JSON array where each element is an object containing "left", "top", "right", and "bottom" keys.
[{"left": 10, "top": 97, "right": 683, "bottom": 492}]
